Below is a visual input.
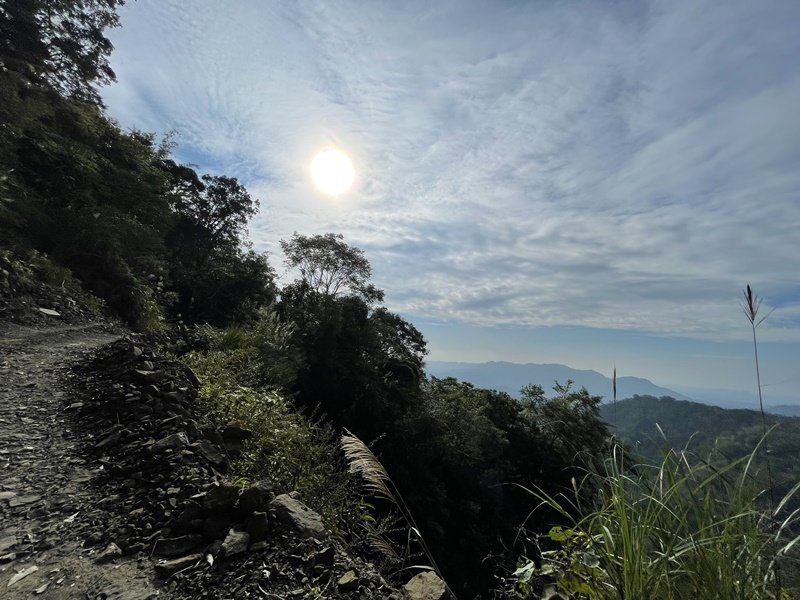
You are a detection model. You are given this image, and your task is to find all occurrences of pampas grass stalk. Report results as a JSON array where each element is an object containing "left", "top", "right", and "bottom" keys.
[
  {"left": 340, "top": 429, "right": 451, "bottom": 593},
  {"left": 742, "top": 284, "right": 780, "bottom": 592}
]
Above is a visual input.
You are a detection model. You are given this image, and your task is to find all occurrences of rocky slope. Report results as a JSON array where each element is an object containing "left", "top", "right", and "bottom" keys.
[{"left": 0, "top": 265, "right": 450, "bottom": 599}]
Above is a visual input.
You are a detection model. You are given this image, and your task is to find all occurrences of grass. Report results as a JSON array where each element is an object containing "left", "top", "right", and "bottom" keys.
[{"left": 509, "top": 439, "right": 800, "bottom": 599}]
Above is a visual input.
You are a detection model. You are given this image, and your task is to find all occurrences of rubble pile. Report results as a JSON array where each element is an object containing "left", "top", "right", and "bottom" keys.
[{"left": 69, "top": 337, "right": 426, "bottom": 599}]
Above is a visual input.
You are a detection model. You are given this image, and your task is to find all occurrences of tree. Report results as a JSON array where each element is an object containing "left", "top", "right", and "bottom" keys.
[
  {"left": 277, "top": 234, "right": 425, "bottom": 436},
  {"left": 166, "top": 171, "right": 273, "bottom": 324},
  {"left": 280, "top": 232, "right": 383, "bottom": 303},
  {"left": 170, "top": 174, "right": 258, "bottom": 261},
  {"left": 520, "top": 379, "right": 609, "bottom": 471},
  {"left": 0, "top": 0, "right": 124, "bottom": 102}
]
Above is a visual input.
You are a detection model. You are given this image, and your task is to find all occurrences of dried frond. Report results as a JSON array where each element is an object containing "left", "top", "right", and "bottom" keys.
[{"left": 340, "top": 430, "right": 396, "bottom": 504}]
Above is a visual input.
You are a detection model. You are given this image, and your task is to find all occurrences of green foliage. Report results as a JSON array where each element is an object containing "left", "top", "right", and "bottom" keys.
[
  {"left": 601, "top": 396, "right": 800, "bottom": 519},
  {"left": 280, "top": 232, "right": 384, "bottom": 303},
  {"left": 277, "top": 243, "right": 426, "bottom": 439},
  {"left": 0, "top": 4, "right": 274, "bottom": 328},
  {"left": 188, "top": 310, "right": 303, "bottom": 390},
  {"left": 383, "top": 378, "right": 612, "bottom": 596},
  {"left": 19, "top": 249, "right": 106, "bottom": 313},
  {"left": 507, "top": 442, "right": 800, "bottom": 599},
  {"left": 521, "top": 380, "right": 609, "bottom": 473},
  {"left": 0, "top": 0, "right": 124, "bottom": 102},
  {"left": 186, "top": 332, "right": 359, "bottom": 533}
]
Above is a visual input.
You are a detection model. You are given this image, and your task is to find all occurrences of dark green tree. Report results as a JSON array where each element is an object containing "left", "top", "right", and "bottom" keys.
[
  {"left": 166, "top": 172, "right": 274, "bottom": 324},
  {"left": 277, "top": 233, "right": 425, "bottom": 436},
  {"left": 280, "top": 232, "right": 383, "bottom": 303},
  {"left": 0, "top": 0, "right": 124, "bottom": 102}
]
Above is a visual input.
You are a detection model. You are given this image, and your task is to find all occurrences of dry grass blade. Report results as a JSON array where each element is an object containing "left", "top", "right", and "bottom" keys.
[
  {"left": 340, "top": 430, "right": 452, "bottom": 595},
  {"left": 369, "top": 531, "right": 401, "bottom": 561},
  {"left": 341, "top": 430, "right": 396, "bottom": 503}
]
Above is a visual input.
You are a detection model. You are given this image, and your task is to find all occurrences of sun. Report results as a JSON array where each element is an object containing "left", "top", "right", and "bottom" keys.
[{"left": 310, "top": 146, "right": 355, "bottom": 196}]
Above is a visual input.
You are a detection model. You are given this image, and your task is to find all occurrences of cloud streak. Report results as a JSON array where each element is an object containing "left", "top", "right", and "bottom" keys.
[{"left": 103, "top": 0, "right": 800, "bottom": 342}]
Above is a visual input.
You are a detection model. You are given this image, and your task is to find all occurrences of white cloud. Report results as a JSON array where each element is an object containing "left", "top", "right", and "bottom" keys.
[{"left": 103, "top": 0, "right": 800, "bottom": 343}]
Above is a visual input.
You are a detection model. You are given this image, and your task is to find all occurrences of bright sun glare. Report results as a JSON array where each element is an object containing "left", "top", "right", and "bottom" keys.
[{"left": 310, "top": 146, "right": 355, "bottom": 196}]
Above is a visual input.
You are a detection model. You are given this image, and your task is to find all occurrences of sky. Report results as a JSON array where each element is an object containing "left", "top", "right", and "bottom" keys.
[{"left": 101, "top": 0, "right": 800, "bottom": 401}]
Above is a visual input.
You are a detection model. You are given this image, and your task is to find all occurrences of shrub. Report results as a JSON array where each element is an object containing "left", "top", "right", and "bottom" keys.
[{"left": 185, "top": 327, "right": 359, "bottom": 535}]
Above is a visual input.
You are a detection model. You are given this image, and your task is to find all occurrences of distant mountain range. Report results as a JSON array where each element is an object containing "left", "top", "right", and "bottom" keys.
[
  {"left": 669, "top": 385, "right": 800, "bottom": 414},
  {"left": 426, "top": 360, "right": 690, "bottom": 401},
  {"left": 425, "top": 360, "right": 800, "bottom": 414}
]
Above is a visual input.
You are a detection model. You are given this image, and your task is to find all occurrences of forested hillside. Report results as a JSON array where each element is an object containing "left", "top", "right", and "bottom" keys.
[{"left": 602, "top": 395, "right": 800, "bottom": 514}]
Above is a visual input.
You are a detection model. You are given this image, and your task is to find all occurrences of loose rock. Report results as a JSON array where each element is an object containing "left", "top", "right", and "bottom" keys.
[{"left": 270, "top": 494, "right": 326, "bottom": 540}]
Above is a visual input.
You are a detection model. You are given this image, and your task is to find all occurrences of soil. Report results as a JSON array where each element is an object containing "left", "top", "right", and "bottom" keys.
[{"left": 0, "top": 322, "right": 159, "bottom": 599}]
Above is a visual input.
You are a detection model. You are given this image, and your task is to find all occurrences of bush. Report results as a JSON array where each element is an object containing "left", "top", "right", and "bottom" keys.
[{"left": 185, "top": 325, "right": 361, "bottom": 536}]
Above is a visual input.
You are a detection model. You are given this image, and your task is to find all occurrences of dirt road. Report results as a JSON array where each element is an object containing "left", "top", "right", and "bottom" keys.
[{"left": 0, "top": 323, "right": 159, "bottom": 599}]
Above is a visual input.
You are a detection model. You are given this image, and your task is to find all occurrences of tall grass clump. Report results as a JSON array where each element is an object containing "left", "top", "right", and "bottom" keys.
[{"left": 508, "top": 440, "right": 800, "bottom": 599}]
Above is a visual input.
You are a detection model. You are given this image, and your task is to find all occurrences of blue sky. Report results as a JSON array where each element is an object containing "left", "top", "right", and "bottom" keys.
[{"left": 102, "top": 0, "right": 800, "bottom": 400}]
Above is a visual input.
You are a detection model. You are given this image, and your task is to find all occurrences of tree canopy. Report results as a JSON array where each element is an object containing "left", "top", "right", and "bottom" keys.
[
  {"left": 280, "top": 232, "right": 384, "bottom": 303},
  {"left": 0, "top": 0, "right": 124, "bottom": 102}
]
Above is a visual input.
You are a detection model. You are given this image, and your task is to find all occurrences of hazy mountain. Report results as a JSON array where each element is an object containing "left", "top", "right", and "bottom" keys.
[
  {"left": 670, "top": 385, "right": 800, "bottom": 412},
  {"left": 426, "top": 360, "right": 690, "bottom": 401},
  {"left": 769, "top": 405, "right": 800, "bottom": 417}
]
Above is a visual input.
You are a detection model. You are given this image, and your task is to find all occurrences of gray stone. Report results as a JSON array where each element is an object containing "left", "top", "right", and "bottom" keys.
[
  {"left": 220, "top": 529, "right": 250, "bottom": 557},
  {"left": 202, "top": 483, "right": 239, "bottom": 512},
  {"left": 190, "top": 440, "right": 228, "bottom": 469},
  {"left": 202, "top": 514, "right": 233, "bottom": 541},
  {"left": 9, "top": 494, "right": 40, "bottom": 507},
  {"left": 134, "top": 369, "right": 165, "bottom": 384},
  {"left": 237, "top": 484, "right": 264, "bottom": 513},
  {"left": 269, "top": 493, "right": 326, "bottom": 540},
  {"left": 94, "top": 431, "right": 123, "bottom": 450},
  {"left": 183, "top": 366, "right": 201, "bottom": 388},
  {"left": 150, "top": 432, "right": 189, "bottom": 453},
  {"left": 403, "top": 571, "right": 448, "bottom": 600},
  {"left": 155, "top": 554, "right": 202, "bottom": 578},
  {"left": 8, "top": 565, "right": 38, "bottom": 586},
  {"left": 337, "top": 570, "right": 359, "bottom": 591},
  {"left": 220, "top": 423, "right": 253, "bottom": 441},
  {"left": 95, "top": 542, "right": 122, "bottom": 563},
  {"left": 220, "top": 424, "right": 253, "bottom": 457},
  {"left": 246, "top": 511, "right": 269, "bottom": 542},
  {"left": 152, "top": 534, "right": 203, "bottom": 557},
  {"left": 314, "top": 546, "right": 335, "bottom": 566},
  {"left": 0, "top": 536, "right": 17, "bottom": 552}
]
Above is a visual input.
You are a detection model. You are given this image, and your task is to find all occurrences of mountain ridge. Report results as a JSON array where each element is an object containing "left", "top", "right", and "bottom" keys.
[{"left": 426, "top": 360, "right": 691, "bottom": 401}]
